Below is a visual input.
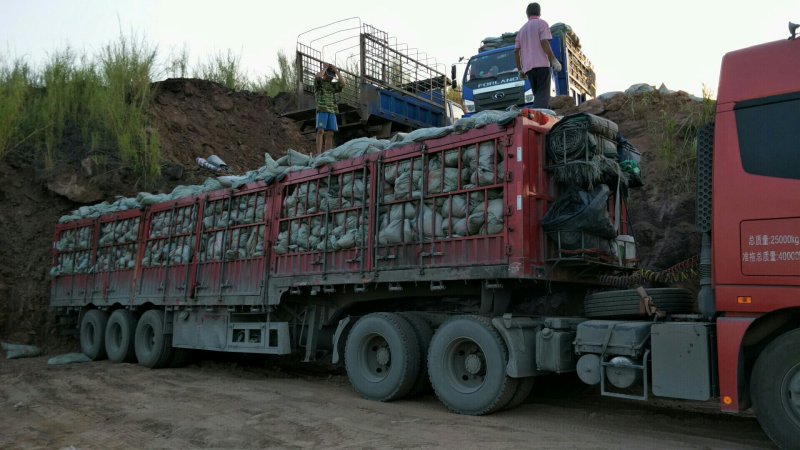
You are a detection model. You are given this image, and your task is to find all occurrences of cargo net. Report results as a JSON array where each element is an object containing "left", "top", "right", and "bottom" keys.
[
  {"left": 200, "top": 193, "right": 267, "bottom": 262},
  {"left": 378, "top": 140, "right": 505, "bottom": 244},
  {"left": 142, "top": 205, "right": 197, "bottom": 267},
  {"left": 274, "top": 170, "right": 369, "bottom": 254},
  {"left": 50, "top": 226, "right": 93, "bottom": 276},
  {"left": 543, "top": 113, "right": 642, "bottom": 265},
  {"left": 95, "top": 217, "right": 140, "bottom": 272}
]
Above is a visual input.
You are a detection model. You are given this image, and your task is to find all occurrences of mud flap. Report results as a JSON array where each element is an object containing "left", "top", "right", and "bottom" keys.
[
  {"left": 331, "top": 316, "right": 353, "bottom": 365},
  {"left": 492, "top": 315, "right": 542, "bottom": 378}
]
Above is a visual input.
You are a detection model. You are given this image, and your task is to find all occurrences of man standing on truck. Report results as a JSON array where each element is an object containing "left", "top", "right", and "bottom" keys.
[
  {"left": 515, "top": 2, "right": 562, "bottom": 108},
  {"left": 315, "top": 64, "right": 345, "bottom": 155}
]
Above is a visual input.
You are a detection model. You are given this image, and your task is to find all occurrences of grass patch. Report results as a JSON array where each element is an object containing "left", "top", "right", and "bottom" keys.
[
  {"left": 0, "top": 33, "right": 162, "bottom": 185},
  {"left": 251, "top": 50, "right": 297, "bottom": 97},
  {"left": 644, "top": 87, "right": 716, "bottom": 192},
  {"left": 194, "top": 49, "right": 248, "bottom": 91},
  {"left": 0, "top": 32, "right": 303, "bottom": 186},
  {"left": 0, "top": 59, "right": 32, "bottom": 159}
]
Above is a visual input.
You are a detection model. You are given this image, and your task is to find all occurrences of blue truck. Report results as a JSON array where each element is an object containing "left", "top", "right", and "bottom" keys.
[
  {"left": 458, "top": 23, "right": 596, "bottom": 114},
  {"left": 283, "top": 19, "right": 462, "bottom": 143}
]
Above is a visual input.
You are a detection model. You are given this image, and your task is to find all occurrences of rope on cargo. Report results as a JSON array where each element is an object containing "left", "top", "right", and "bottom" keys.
[{"left": 596, "top": 254, "right": 699, "bottom": 288}]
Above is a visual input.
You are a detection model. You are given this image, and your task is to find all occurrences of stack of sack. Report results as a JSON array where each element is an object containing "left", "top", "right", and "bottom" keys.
[
  {"left": 53, "top": 109, "right": 531, "bottom": 274},
  {"left": 50, "top": 226, "right": 93, "bottom": 276},
  {"left": 142, "top": 207, "right": 197, "bottom": 267},
  {"left": 94, "top": 218, "right": 140, "bottom": 271},
  {"left": 274, "top": 172, "right": 369, "bottom": 254},
  {"left": 200, "top": 194, "right": 267, "bottom": 262},
  {"left": 377, "top": 140, "right": 506, "bottom": 245}
]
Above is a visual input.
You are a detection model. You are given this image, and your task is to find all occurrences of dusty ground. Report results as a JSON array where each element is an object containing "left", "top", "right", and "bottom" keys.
[{"left": 0, "top": 355, "right": 772, "bottom": 449}]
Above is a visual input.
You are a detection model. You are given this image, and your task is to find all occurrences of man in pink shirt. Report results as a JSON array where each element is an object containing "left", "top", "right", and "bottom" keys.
[{"left": 515, "top": 3, "right": 562, "bottom": 108}]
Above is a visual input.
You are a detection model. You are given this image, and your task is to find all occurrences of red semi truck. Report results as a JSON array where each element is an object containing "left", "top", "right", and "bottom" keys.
[{"left": 50, "top": 33, "right": 800, "bottom": 448}]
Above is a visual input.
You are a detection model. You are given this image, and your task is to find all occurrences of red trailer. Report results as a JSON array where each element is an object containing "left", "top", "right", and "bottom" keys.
[{"left": 51, "top": 31, "right": 800, "bottom": 449}]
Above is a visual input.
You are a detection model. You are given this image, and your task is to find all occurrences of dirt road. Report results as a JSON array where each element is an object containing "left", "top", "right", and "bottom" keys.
[{"left": 0, "top": 355, "right": 772, "bottom": 449}]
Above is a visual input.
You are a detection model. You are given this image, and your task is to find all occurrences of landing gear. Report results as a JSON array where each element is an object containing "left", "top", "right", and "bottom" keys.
[
  {"left": 428, "top": 315, "right": 518, "bottom": 415},
  {"left": 80, "top": 309, "right": 109, "bottom": 360},
  {"left": 752, "top": 329, "right": 800, "bottom": 450},
  {"left": 344, "top": 312, "right": 421, "bottom": 401}
]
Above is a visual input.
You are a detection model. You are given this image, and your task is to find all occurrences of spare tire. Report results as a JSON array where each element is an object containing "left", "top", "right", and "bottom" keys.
[{"left": 584, "top": 288, "right": 694, "bottom": 318}]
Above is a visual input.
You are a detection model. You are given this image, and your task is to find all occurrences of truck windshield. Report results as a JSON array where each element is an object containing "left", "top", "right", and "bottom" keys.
[{"left": 466, "top": 50, "right": 518, "bottom": 81}]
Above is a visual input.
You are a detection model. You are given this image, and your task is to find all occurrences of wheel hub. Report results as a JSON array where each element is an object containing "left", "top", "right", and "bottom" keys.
[
  {"left": 376, "top": 347, "right": 391, "bottom": 366},
  {"left": 465, "top": 353, "right": 483, "bottom": 375},
  {"left": 788, "top": 368, "right": 800, "bottom": 411}
]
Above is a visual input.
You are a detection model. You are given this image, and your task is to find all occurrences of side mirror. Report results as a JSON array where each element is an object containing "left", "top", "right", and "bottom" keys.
[{"left": 451, "top": 64, "right": 458, "bottom": 89}]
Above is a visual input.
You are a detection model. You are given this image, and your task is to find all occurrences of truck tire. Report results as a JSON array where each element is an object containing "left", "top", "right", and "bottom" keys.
[
  {"left": 398, "top": 312, "right": 434, "bottom": 397},
  {"left": 583, "top": 288, "right": 694, "bottom": 318},
  {"left": 80, "top": 309, "right": 109, "bottom": 360},
  {"left": 505, "top": 376, "right": 535, "bottom": 410},
  {"left": 134, "top": 310, "right": 174, "bottom": 369},
  {"left": 428, "top": 315, "right": 519, "bottom": 415},
  {"left": 751, "top": 328, "right": 800, "bottom": 450},
  {"left": 104, "top": 309, "right": 137, "bottom": 363},
  {"left": 344, "top": 312, "right": 421, "bottom": 401}
]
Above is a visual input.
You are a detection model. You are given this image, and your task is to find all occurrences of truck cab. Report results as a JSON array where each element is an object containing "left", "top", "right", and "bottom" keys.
[{"left": 460, "top": 23, "right": 595, "bottom": 114}]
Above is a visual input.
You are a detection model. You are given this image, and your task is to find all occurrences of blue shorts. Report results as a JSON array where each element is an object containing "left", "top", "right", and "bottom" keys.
[{"left": 316, "top": 112, "right": 338, "bottom": 132}]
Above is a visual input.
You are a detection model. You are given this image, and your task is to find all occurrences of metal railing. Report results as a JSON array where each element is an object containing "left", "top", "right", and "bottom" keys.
[{"left": 296, "top": 19, "right": 446, "bottom": 111}]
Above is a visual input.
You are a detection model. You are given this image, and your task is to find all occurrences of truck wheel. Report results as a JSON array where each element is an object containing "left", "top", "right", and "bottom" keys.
[
  {"left": 398, "top": 312, "right": 434, "bottom": 397},
  {"left": 428, "top": 315, "right": 519, "bottom": 415},
  {"left": 584, "top": 288, "right": 694, "bottom": 318},
  {"left": 344, "top": 312, "right": 421, "bottom": 401},
  {"left": 105, "top": 309, "right": 137, "bottom": 363},
  {"left": 134, "top": 310, "right": 174, "bottom": 369},
  {"left": 505, "top": 376, "right": 535, "bottom": 410},
  {"left": 80, "top": 309, "right": 109, "bottom": 360},
  {"left": 751, "top": 328, "right": 800, "bottom": 449}
]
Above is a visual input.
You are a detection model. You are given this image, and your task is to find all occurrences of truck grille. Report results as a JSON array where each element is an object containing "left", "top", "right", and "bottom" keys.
[{"left": 475, "top": 86, "right": 524, "bottom": 112}]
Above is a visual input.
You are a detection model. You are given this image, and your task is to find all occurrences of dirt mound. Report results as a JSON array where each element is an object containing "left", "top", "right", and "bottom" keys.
[
  {"left": 0, "top": 163, "right": 74, "bottom": 347},
  {"left": 150, "top": 78, "right": 309, "bottom": 187}
]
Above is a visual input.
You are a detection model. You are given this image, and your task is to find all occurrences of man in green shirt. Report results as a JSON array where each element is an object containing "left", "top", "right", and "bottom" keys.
[{"left": 315, "top": 64, "right": 345, "bottom": 154}]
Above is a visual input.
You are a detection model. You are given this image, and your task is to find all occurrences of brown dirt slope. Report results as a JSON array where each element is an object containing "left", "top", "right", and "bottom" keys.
[{"left": 150, "top": 78, "right": 308, "bottom": 187}]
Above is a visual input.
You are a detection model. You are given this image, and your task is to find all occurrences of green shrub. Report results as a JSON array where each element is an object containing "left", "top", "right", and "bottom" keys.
[
  {"left": 251, "top": 50, "right": 296, "bottom": 97},
  {"left": 93, "top": 33, "right": 160, "bottom": 183},
  {"left": 194, "top": 49, "right": 248, "bottom": 91}
]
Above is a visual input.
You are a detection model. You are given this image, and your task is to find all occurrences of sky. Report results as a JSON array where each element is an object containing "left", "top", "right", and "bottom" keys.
[{"left": 0, "top": 0, "right": 797, "bottom": 97}]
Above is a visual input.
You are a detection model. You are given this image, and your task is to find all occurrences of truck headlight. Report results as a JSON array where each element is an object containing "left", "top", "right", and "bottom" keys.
[
  {"left": 524, "top": 89, "right": 534, "bottom": 103},
  {"left": 464, "top": 99, "right": 475, "bottom": 113}
]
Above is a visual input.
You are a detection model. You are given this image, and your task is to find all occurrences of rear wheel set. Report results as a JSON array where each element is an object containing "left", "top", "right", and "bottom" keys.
[
  {"left": 344, "top": 312, "right": 421, "bottom": 401},
  {"left": 344, "top": 313, "right": 526, "bottom": 415},
  {"left": 427, "top": 315, "right": 519, "bottom": 415},
  {"left": 105, "top": 309, "right": 137, "bottom": 363},
  {"left": 80, "top": 307, "right": 181, "bottom": 369}
]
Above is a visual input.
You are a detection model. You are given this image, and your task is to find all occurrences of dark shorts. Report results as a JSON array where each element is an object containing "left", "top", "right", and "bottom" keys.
[{"left": 316, "top": 112, "right": 338, "bottom": 132}]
